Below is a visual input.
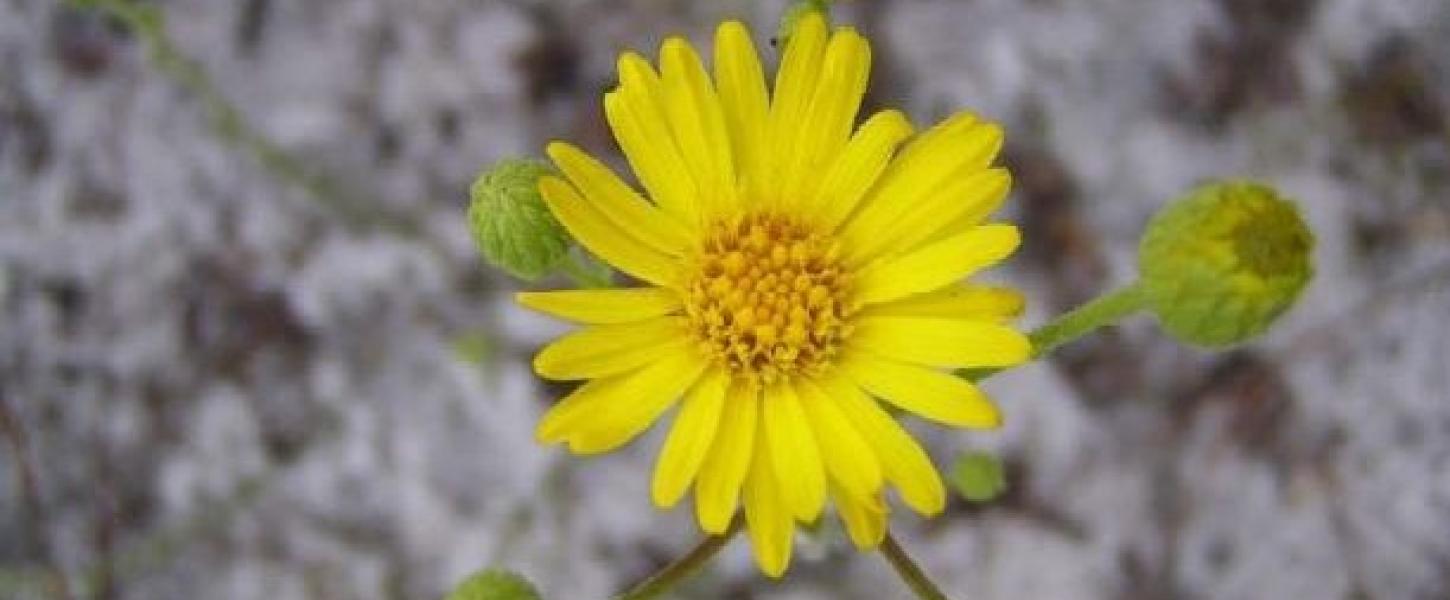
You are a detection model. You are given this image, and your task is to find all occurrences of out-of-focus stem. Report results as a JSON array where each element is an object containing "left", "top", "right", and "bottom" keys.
[
  {"left": 70, "top": 0, "right": 412, "bottom": 234},
  {"left": 880, "top": 532, "right": 952, "bottom": 600},
  {"left": 0, "top": 397, "right": 73, "bottom": 600},
  {"left": 613, "top": 518, "right": 742, "bottom": 600}
]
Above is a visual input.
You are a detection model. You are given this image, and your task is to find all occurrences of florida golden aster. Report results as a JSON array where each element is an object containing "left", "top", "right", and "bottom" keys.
[{"left": 519, "top": 14, "right": 1029, "bottom": 577}]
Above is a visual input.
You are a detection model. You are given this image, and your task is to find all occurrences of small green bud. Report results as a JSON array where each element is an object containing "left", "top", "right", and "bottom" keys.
[
  {"left": 1138, "top": 181, "right": 1314, "bottom": 347},
  {"left": 446, "top": 568, "right": 542, "bottom": 600},
  {"left": 452, "top": 331, "right": 494, "bottom": 365},
  {"left": 775, "top": 0, "right": 831, "bottom": 47},
  {"left": 950, "top": 451, "right": 1007, "bottom": 503},
  {"left": 468, "top": 159, "right": 571, "bottom": 281}
]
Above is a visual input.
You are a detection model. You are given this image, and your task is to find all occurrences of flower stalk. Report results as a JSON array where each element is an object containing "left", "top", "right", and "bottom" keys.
[
  {"left": 960, "top": 281, "right": 1148, "bottom": 384},
  {"left": 557, "top": 254, "right": 614, "bottom": 289},
  {"left": 610, "top": 523, "right": 961, "bottom": 600},
  {"left": 612, "top": 518, "right": 743, "bottom": 600},
  {"left": 880, "top": 532, "right": 953, "bottom": 600},
  {"left": 1027, "top": 282, "right": 1149, "bottom": 357}
]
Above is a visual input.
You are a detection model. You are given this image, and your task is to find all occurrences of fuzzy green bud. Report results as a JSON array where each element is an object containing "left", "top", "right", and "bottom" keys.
[
  {"left": 950, "top": 451, "right": 1007, "bottom": 503},
  {"left": 446, "top": 568, "right": 541, "bottom": 600},
  {"left": 468, "top": 159, "right": 570, "bottom": 281},
  {"left": 1138, "top": 181, "right": 1314, "bottom": 347}
]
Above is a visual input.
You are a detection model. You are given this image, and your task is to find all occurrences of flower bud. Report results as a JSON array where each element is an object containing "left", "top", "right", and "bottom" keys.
[
  {"left": 468, "top": 159, "right": 570, "bottom": 281},
  {"left": 950, "top": 451, "right": 1007, "bottom": 503},
  {"left": 446, "top": 568, "right": 541, "bottom": 600},
  {"left": 1138, "top": 181, "right": 1313, "bottom": 347}
]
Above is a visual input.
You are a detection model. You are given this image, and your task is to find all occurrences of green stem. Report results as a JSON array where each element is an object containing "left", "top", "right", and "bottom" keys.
[
  {"left": 558, "top": 254, "right": 613, "bottom": 289},
  {"left": 880, "top": 532, "right": 952, "bottom": 600},
  {"left": 962, "top": 281, "right": 1148, "bottom": 383},
  {"left": 72, "top": 0, "right": 411, "bottom": 234},
  {"left": 1027, "top": 281, "right": 1149, "bottom": 357},
  {"left": 612, "top": 519, "right": 742, "bottom": 600}
]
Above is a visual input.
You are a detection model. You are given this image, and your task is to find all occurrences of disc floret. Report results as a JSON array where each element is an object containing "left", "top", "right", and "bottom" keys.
[{"left": 684, "top": 213, "right": 852, "bottom": 382}]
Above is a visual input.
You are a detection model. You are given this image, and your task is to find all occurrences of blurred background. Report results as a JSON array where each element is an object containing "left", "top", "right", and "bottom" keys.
[{"left": 3, "top": 0, "right": 1450, "bottom": 598}]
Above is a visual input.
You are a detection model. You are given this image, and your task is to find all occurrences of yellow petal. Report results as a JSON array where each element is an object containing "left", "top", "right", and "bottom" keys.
[
  {"left": 538, "top": 176, "right": 679, "bottom": 287},
  {"left": 532, "top": 317, "right": 689, "bottom": 381},
  {"left": 652, "top": 369, "right": 729, "bottom": 508},
  {"left": 535, "top": 376, "right": 611, "bottom": 444},
  {"left": 765, "top": 11, "right": 828, "bottom": 198},
  {"left": 744, "top": 419, "right": 794, "bottom": 578},
  {"left": 659, "top": 37, "right": 737, "bottom": 216},
  {"left": 606, "top": 57, "right": 698, "bottom": 223},
  {"left": 839, "top": 352, "right": 1002, "bottom": 429},
  {"left": 820, "top": 374, "right": 945, "bottom": 516},
  {"left": 516, "top": 287, "right": 682, "bottom": 324},
  {"left": 534, "top": 351, "right": 703, "bottom": 448},
  {"left": 695, "top": 381, "right": 759, "bottom": 533},
  {"left": 854, "top": 224, "right": 1020, "bottom": 306},
  {"left": 841, "top": 115, "right": 1004, "bottom": 260},
  {"left": 807, "top": 109, "right": 914, "bottom": 230},
  {"left": 780, "top": 27, "right": 871, "bottom": 206},
  {"left": 545, "top": 142, "right": 692, "bottom": 253},
  {"left": 861, "top": 284, "right": 1025, "bottom": 322},
  {"left": 850, "top": 168, "right": 1011, "bottom": 261},
  {"left": 564, "top": 353, "right": 708, "bottom": 454},
  {"left": 795, "top": 379, "right": 882, "bottom": 500},
  {"left": 831, "top": 483, "right": 887, "bottom": 549},
  {"left": 763, "top": 382, "right": 827, "bottom": 522},
  {"left": 713, "top": 21, "right": 769, "bottom": 205},
  {"left": 851, "top": 316, "right": 1031, "bottom": 369}
]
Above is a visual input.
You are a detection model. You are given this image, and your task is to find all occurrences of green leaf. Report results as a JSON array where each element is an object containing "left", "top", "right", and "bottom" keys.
[
  {"left": 950, "top": 451, "right": 1007, "bottom": 503},
  {"left": 445, "top": 568, "right": 541, "bottom": 600},
  {"left": 468, "top": 159, "right": 571, "bottom": 281}
]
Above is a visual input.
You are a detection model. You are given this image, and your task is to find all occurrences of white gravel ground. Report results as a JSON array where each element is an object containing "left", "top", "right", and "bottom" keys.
[{"left": 3, "top": 0, "right": 1449, "bottom": 598}]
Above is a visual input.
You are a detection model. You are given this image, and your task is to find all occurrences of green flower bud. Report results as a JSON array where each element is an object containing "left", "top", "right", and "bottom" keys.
[
  {"left": 446, "top": 568, "right": 542, "bottom": 600},
  {"left": 452, "top": 330, "right": 495, "bottom": 365},
  {"left": 1138, "top": 181, "right": 1314, "bottom": 347},
  {"left": 950, "top": 451, "right": 1007, "bottom": 503},
  {"left": 468, "top": 159, "right": 571, "bottom": 281}
]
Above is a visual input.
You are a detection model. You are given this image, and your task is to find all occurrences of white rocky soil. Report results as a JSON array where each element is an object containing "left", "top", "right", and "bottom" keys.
[{"left": 2, "top": 0, "right": 1449, "bottom": 598}]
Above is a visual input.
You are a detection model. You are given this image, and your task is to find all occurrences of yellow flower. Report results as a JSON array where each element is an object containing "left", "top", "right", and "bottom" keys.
[{"left": 519, "top": 15, "right": 1029, "bottom": 577}]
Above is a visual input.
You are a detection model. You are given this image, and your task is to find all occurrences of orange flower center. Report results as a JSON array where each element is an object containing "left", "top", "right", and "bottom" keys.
[{"left": 684, "top": 213, "right": 853, "bottom": 382}]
